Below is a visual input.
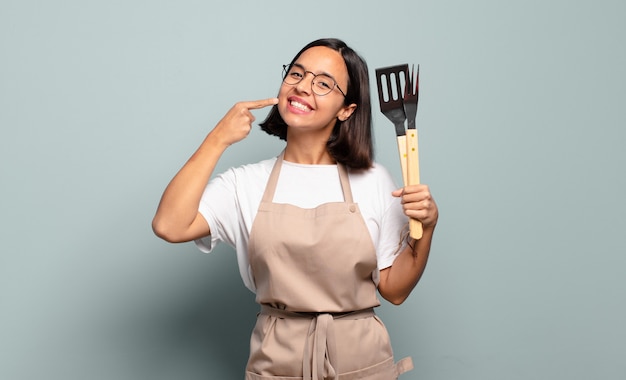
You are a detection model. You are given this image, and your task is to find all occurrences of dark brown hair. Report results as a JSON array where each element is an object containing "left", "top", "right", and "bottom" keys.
[{"left": 259, "top": 38, "right": 373, "bottom": 169}]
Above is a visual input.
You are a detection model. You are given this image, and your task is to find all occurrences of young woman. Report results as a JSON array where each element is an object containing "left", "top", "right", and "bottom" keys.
[{"left": 152, "top": 38, "right": 438, "bottom": 379}]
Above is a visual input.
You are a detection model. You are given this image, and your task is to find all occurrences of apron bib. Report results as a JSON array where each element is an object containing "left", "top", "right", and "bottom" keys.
[{"left": 245, "top": 152, "right": 413, "bottom": 380}]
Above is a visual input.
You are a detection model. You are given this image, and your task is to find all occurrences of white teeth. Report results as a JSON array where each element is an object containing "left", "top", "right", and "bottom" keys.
[{"left": 290, "top": 100, "right": 310, "bottom": 111}]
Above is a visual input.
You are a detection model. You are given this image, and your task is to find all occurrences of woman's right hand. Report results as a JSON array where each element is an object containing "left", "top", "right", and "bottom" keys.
[{"left": 210, "top": 98, "right": 279, "bottom": 147}]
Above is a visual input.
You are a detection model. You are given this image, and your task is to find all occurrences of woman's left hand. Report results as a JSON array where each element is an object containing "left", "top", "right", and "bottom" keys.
[{"left": 392, "top": 184, "right": 438, "bottom": 228}]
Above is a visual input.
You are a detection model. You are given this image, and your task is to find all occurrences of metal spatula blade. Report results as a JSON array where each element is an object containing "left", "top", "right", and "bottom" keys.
[{"left": 375, "top": 64, "right": 408, "bottom": 137}]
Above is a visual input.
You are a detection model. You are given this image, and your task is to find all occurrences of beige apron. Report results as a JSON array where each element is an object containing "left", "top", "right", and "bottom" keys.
[{"left": 245, "top": 152, "right": 413, "bottom": 380}]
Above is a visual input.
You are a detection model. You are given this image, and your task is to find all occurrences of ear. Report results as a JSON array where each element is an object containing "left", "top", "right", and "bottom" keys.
[{"left": 337, "top": 103, "right": 357, "bottom": 122}]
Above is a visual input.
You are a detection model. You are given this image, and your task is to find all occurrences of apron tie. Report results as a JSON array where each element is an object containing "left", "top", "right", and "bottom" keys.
[
  {"left": 303, "top": 313, "right": 337, "bottom": 380},
  {"left": 260, "top": 305, "right": 375, "bottom": 380}
]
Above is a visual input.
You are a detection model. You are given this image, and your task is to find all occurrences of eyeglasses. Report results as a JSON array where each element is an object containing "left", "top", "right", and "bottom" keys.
[{"left": 282, "top": 64, "right": 346, "bottom": 97}]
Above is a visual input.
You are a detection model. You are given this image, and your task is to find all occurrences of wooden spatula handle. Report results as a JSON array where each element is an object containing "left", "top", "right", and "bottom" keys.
[
  {"left": 396, "top": 135, "right": 408, "bottom": 187},
  {"left": 406, "top": 129, "right": 423, "bottom": 240}
]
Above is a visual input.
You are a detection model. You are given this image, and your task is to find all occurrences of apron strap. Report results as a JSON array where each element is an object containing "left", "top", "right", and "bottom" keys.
[
  {"left": 261, "top": 151, "right": 284, "bottom": 203},
  {"left": 395, "top": 357, "right": 414, "bottom": 376}
]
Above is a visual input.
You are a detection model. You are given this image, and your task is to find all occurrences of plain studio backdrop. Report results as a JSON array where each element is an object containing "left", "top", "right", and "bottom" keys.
[{"left": 1, "top": 1, "right": 624, "bottom": 379}]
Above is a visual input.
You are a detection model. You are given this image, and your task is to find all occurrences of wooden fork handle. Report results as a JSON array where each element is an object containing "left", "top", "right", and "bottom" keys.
[{"left": 406, "top": 129, "right": 423, "bottom": 240}]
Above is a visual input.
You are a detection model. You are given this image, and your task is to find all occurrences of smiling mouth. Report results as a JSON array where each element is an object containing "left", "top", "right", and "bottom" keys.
[{"left": 290, "top": 100, "right": 312, "bottom": 112}]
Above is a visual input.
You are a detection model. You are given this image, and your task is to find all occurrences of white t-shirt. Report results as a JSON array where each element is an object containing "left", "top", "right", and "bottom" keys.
[{"left": 195, "top": 155, "right": 409, "bottom": 293}]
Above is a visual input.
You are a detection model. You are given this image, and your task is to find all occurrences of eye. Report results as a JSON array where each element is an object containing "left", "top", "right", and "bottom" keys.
[
  {"left": 288, "top": 67, "right": 304, "bottom": 79},
  {"left": 315, "top": 75, "right": 334, "bottom": 89}
]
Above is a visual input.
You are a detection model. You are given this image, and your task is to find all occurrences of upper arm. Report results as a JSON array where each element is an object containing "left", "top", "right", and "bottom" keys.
[
  {"left": 184, "top": 211, "right": 211, "bottom": 242},
  {"left": 377, "top": 266, "right": 394, "bottom": 303}
]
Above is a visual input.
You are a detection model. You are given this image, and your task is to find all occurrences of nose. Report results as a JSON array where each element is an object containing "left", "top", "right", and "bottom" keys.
[{"left": 295, "top": 71, "right": 314, "bottom": 95}]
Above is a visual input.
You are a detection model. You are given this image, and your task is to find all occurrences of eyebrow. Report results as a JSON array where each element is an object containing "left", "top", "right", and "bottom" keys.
[{"left": 292, "top": 62, "right": 338, "bottom": 82}]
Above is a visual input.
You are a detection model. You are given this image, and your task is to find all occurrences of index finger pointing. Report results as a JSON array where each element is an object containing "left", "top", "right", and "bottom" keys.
[{"left": 244, "top": 97, "right": 279, "bottom": 110}]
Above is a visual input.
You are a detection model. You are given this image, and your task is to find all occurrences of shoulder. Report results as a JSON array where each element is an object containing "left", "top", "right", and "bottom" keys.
[
  {"left": 348, "top": 162, "right": 398, "bottom": 191},
  {"left": 347, "top": 162, "right": 400, "bottom": 214},
  {"left": 232, "top": 156, "right": 276, "bottom": 175},
  {"left": 218, "top": 156, "right": 277, "bottom": 184}
]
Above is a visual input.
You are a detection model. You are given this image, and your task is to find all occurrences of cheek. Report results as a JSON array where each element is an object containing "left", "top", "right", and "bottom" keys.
[
  {"left": 277, "top": 83, "right": 291, "bottom": 101},
  {"left": 276, "top": 94, "right": 294, "bottom": 122},
  {"left": 277, "top": 90, "right": 289, "bottom": 115}
]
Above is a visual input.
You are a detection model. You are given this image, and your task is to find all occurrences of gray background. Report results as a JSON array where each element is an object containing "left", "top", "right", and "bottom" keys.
[{"left": 1, "top": 0, "right": 624, "bottom": 379}]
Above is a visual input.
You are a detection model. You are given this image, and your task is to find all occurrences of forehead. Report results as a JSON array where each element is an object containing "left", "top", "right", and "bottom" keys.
[{"left": 295, "top": 46, "right": 347, "bottom": 77}]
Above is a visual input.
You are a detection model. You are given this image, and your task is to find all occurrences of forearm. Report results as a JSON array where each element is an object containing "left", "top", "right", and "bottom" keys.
[
  {"left": 378, "top": 224, "right": 435, "bottom": 305},
  {"left": 152, "top": 131, "right": 228, "bottom": 242}
]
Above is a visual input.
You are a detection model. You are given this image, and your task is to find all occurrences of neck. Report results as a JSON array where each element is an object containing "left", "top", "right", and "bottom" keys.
[{"left": 283, "top": 142, "right": 335, "bottom": 165}]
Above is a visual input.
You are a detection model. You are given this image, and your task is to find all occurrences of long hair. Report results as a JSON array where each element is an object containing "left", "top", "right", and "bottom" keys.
[{"left": 259, "top": 38, "right": 373, "bottom": 169}]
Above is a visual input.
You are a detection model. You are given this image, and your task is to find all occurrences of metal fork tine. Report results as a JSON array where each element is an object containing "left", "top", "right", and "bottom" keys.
[
  {"left": 404, "top": 64, "right": 419, "bottom": 129},
  {"left": 404, "top": 65, "right": 415, "bottom": 97},
  {"left": 406, "top": 64, "right": 413, "bottom": 96}
]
